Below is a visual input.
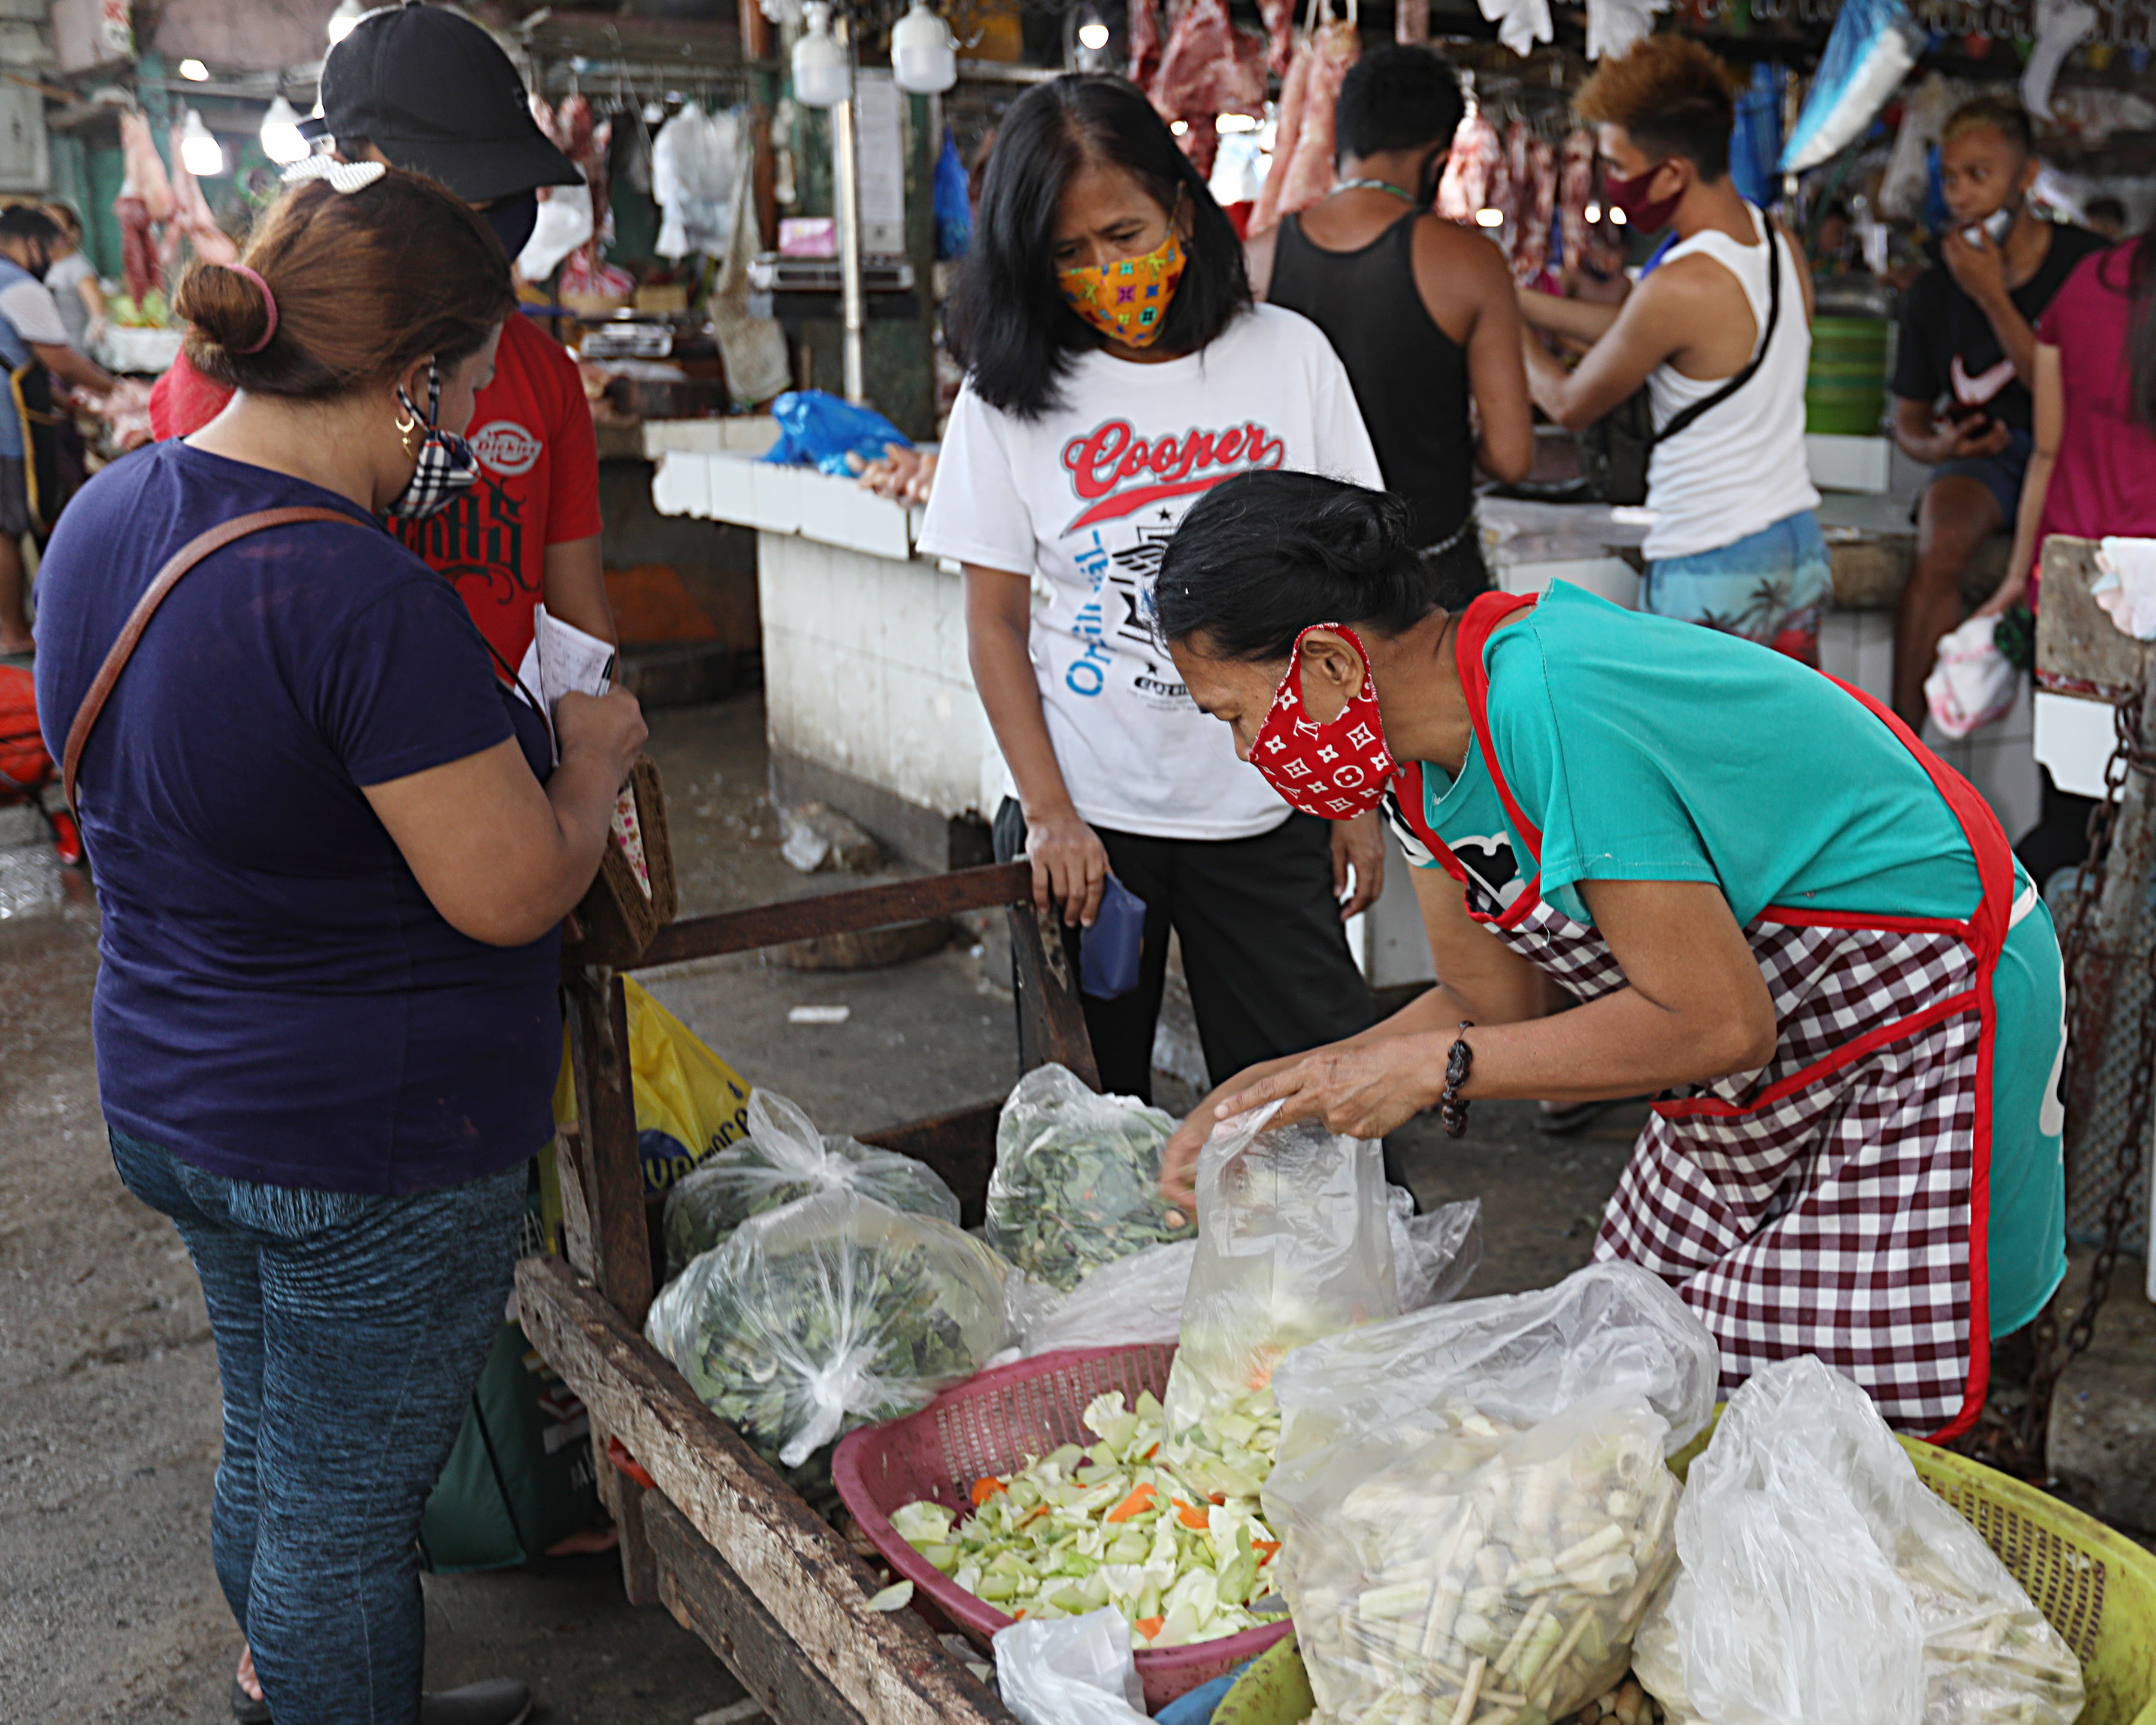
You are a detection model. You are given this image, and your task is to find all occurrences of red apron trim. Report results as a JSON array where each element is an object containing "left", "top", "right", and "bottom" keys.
[
  {"left": 1762, "top": 904, "right": 1977, "bottom": 937},
  {"left": 1652, "top": 986, "right": 1980, "bottom": 1121},
  {"left": 1454, "top": 592, "right": 1546, "bottom": 860}
]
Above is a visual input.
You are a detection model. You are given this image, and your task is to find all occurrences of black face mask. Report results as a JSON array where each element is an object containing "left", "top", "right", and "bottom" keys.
[
  {"left": 23, "top": 246, "right": 48, "bottom": 283},
  {"left": 483, "top": 192, "right": 539, "bottom": 265}
]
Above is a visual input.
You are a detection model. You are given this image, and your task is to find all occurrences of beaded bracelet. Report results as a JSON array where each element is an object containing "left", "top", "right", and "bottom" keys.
[{"left": 1440, "top": 1021, "right": 1474, "bottom": 1139}]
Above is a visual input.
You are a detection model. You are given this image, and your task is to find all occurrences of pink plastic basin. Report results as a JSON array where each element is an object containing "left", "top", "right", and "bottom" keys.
[{"left": 831, "top": 1343, "right": 1292, "bottom": 1711}]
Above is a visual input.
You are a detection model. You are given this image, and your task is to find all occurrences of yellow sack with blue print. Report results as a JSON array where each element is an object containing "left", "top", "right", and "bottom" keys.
[{"left": 553, "top": 977, "right": 753, "bottom": 1197}]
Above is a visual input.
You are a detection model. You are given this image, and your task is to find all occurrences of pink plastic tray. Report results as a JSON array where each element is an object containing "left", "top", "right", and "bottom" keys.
[{"left": 831, "top": 1343, "right": 1292, "bottom": 1712}]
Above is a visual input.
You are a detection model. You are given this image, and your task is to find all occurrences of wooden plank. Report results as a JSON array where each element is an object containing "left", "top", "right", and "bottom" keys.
[
  {"left": 1009, "top": 902, "right": 1100, "bottom": 1087},
  {"left": 857, "top": 1101, "right": 1002, "bottom": 1228},
  {"left": 633, "top": 862, "right": 1033, "bottom": 970},
  {"left": 566, "top": 970, "right": 658, "bottom": 1328},
  {"left": 2037, "top": 535, "right": 2154, "bottom": 697},
  {"left": 555, "top": 1124, "right": 598, "bottom": 1278},
  {"left": 514, "top": 1255, "right": 1015, "bottom": 1725},
  {"left": 590, "top": 1414, "right": 660, "bottom": 1606},
  {"left": 644, "top": 1490, "right": 874, "bottom": 1725}
]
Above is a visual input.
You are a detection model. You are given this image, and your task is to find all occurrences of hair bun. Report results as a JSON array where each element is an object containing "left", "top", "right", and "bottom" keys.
[{"left": 174, "top": 260, "right": 274, "bottom": 357}]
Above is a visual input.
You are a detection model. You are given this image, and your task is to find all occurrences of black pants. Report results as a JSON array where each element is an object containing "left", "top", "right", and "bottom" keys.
[
  {"left": 2015, "top": 765, "right": 2096, "bottom": 891},
  {"left": 994, "top": 800, "right": 1374, "bottom": 1101}
]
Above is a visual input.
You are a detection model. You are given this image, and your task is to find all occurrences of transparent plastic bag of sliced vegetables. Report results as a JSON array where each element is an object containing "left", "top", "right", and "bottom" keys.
[
  {"left": 986, "top": 1064, "right": 1194, "bottom": 1291},
  {"left": 1643, "top": 1354, "right": 2084, "bottom": 1725},
  {"left": 661, "top": 1088, "right": 959, "bottom": 1279},
  {"left": 1262, "top": 1262, "right": 1721, "bottom": 1725},
  {"left": 644, "top": 1187, "right": 1013, "bottom": 1467},
  {"left": 1161, "top": 1101, "right": 1397, "bottom": 1497}
]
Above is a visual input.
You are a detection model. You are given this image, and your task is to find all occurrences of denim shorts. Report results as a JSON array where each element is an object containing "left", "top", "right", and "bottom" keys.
[{"left": 1928, "top": 425, "right": 2035, "bottom": 525}]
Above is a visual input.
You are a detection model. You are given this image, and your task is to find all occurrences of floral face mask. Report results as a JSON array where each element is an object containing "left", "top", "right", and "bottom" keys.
[{"left": 1058, "top": 205, "right": 1186, "bottom": 349}]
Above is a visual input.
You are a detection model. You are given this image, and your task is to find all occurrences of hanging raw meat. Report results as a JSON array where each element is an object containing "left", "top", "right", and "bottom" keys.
[
  {"left": 1148, "top": 0, "right": 1267, "bottom": 178},
  {"left": 1247, "top": 35, "right": 1313, "bottom": 237},
  {"left": 1557, "top": 128, "right": 1595, "bottom": 275},
  {"left": 1397, "top": 0, "right": 1430, "bottom": 40},
  {"left": 1259, "top": 0, "right": 1297, "bottom": 74},
  {"left": 1511, "top": 132, "right": 1556, "bottom": 285},
  {"left": 1130, "top": 0, "right": 1163, "bottom": 92},
  {"left": 535, "top": 95, "right": 633, "bottom": 301},
  {"left": 1436, "top": 106, "right": 1498, "bottom": 223},
  {"left": 1272, "top": 21, "right": 1360, "bottom": 214},
  {"left": 165, "top": 123, "right": 239, "bottom": 271},
  {"left": 115, "top": 110, "right": 174, "bottom": 305}
]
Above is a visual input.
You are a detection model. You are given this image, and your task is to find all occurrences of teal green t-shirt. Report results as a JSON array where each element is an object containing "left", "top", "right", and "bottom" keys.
[{"left": 1383, "top": 582, "right": 2064, "bottom": 1334}]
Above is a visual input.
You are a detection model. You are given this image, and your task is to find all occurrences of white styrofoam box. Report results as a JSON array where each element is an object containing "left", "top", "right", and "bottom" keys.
[
  {"left": 649, "top": 450, "right": 710, "bottom": 518},
  {"left": 703, "top": 450, "right": 758, "bottom": 523},
  {"left": 1807, "top": 433, "right": 1894, "bottom": 495},
  {"left": 799, "top": 467, "right": 913, "bottom": 561},
  {"left": 640, "top": 416, "right": 782, "bottom": 459},
  {"left": 746, "top": 460, "right": 806, "bottom": 534},
  {"left": 2035, "top": 689, "right": 2117, "bottom": 799},
  {"left": 1497, "top": 556, "right": 1640, "bottom": 610}
]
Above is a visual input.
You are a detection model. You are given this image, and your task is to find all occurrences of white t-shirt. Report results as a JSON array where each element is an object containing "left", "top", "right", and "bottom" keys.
[
  {"left": 0, "top": 275, "right": 69, "bottom": 350},
  {"left": 919, "top": 303, "right": 1382, "bottom": 841}
]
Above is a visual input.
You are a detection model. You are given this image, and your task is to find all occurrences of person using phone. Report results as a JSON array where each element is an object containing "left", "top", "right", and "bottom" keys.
[{"left": 1888, "top": 96, "right": 2105, "bottom": 727}]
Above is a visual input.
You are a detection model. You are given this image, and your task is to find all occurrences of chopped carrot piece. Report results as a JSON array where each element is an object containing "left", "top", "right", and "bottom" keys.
[
  {"left": 1135, "top": 1615, "right": 1165, "bottom": 1641},
  {"left": 1104, "top": 1483, "right": 1159, "bottom": 1524},
  {"left": 1143, "top": 1442, "right": 1160, "bottom": 1460},
  {"left": 970, "top": 1476, "right": 1006, "bottom": 1506},
  {"left": 1023, "top": 1505, "right": 1050, "bottom": 1526},
  {"left": 1011, "top": 1608, "right": 1026, "bottom": 1620},
  {"left": 1206, "top": 1491, "right": 1227, "bottom": 1505},
  {"left": 1173, "top": 1499, "right": 1210, "bottom": 1529},
  {"left": 1253, "top": 1538, "right": 1282, "bottom": 1564}
]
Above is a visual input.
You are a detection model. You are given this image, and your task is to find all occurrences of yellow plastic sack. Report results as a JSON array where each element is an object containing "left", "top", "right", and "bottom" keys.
[{"left": 553, "top": 978, "right": 754, "bottom": 1196}]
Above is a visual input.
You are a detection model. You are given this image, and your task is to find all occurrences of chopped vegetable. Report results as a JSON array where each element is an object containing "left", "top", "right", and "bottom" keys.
[
  {"left": 643, "top": 1188, "right": 1013, "bottom": 1467},
  {"left": 867, "top": 1579, "right": 915, "bottom": 1612},
  {"left": 889, "top": 1390, "right": 1288, "bottom": 1647},
  {"left": 986, "top": 1064, "right": 1193, "bottom": 1291}
]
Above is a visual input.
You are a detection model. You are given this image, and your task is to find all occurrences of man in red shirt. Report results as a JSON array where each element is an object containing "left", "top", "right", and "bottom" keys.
[{"left": 150, "top": 1, "right": 613, "bottom": 671}]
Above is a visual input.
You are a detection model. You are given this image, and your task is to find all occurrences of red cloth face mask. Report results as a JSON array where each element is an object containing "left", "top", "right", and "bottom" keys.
[
  {"left": 1604, "top": 158, "right": 1682, "bottom": 234},
  {"left": 1249, "top": 624, "right": 1403, "bottom": 819}
]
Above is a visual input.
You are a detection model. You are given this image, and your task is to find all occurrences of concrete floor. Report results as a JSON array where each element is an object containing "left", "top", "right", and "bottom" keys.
[{"left": 0, "top": 689, "right": 1873, "bottom": 1722}]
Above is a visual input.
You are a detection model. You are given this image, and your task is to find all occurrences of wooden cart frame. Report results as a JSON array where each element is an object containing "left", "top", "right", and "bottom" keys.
[{"left": 516, "top": 862, "right": 1100, "bottom": 1725}]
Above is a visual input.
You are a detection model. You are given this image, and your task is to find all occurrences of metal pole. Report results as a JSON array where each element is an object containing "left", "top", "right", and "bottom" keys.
[{"left": 832, "top": 17, "right": 867, "bottom": 404}]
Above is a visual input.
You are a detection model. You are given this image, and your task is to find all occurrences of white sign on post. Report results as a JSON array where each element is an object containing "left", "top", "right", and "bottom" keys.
[{"left": 853, "top": 71, "right": 907, "bottom": 255}]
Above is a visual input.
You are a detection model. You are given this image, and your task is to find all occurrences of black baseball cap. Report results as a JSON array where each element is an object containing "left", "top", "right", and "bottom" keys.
[{"left": 318, "top": 2, "right": 580, "bottom": 204}]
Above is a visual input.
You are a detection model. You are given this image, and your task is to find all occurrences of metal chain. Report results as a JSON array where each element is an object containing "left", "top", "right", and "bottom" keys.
[{"left": 2015, "top": 682, "right": 2156, "bottom": 1472}]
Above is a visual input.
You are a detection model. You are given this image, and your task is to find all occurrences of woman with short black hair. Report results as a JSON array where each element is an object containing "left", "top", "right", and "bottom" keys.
[
  {"left": 1152, "top": 471, "right": 2068, "bottom": 1439},
  {"left": 919, "top": 75, "right": 1386, "bottom": 1101}
]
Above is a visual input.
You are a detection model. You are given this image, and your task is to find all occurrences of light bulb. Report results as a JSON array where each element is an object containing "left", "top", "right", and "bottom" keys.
[
  {"left": 260, "top": 96, "right": 307, "bottom": 165},
  {"left": 1077, "top": 17, "right": 1110, "bottom": 49},
  {"left": 1170, "top": 119, "right": 1188, "bottom": 137},
  {"left": 891, "top": 0, "right": 956, "bottom": 96},
  {"left": 1609, "top": 205, "right": 1628, "bottom": 226},
  {"left": 178, "top": 59, "right": 210, "bottom": 81},
  {"left": 327, "top": 0, "right": 367, "bottom": 46},
  {"left": 180, "top": 111, "right": 224, "bottom": 178},
  {"left": 1215, "top": 113, "right": 1259, "bottom": 134},
  {"left": 1585, "top": 200, "right": 1601, "bottom": 224},
  {"left": 1474, "top": 207, "right": 1503, "bottom": 228},
  {"left": 792, "top": 2, "right": 852, "bottom": 108}
]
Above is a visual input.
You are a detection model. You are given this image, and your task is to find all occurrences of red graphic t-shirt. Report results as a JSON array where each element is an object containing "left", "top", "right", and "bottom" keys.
[{"left": 147, "top": 311, "right": 602, "bottom": 669}]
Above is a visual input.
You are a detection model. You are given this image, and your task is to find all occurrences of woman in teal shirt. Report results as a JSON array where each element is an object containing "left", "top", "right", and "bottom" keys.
[{"left": 1152, "top": 471, "right": 2066, "bottom": 1439}]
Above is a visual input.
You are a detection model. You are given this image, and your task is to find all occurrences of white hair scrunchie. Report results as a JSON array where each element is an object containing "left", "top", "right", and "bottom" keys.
[{"left": 278, "top": 157, "right": 387, "bottom": 195}]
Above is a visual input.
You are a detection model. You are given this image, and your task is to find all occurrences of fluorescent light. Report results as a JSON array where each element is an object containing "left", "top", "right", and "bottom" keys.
[
  {"left": 327, "top": 0, "right": 366, "bottom": 46},
  {"left": 1474, "top": 207, "right": 1504, "bottom": 228},
  {"left": 1609, "top": 205, "right": 1628, "bottom": 225},
  {"left": 178, "top": 59, "right": 209, "bottom": 81},
  {"left": 1077, "top": 18, "right": 1110, "bottom": 49},
  {"left": 1216, "top": 113, "right": 1259, "bottom": 134},
  {"left": 1585, "top": 200, "right": 1601, "bottom": 223},
  {"left": 1170, "top": 119, "right": 1188, "bottom": 137},
  {"left": 179, "top": 110, "right": 224, "bottom": 178}
]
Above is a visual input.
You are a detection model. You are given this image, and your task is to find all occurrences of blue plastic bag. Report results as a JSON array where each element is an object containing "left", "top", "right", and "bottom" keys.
[
  {"left": 1781, "top": 0, "right": 1921, "bottom": 172},
  {"left": 760, "top": 390, "right": 913, "bottom": 476},
  {"left": 1080, "top": 876, "right": 1146, "bottom": 1000},
  {"left": 1730, "top": 62, "right": 1783, "bottom": 207},
  {"left": 934, "top": 128, "right": 972, "bottom": 261}
]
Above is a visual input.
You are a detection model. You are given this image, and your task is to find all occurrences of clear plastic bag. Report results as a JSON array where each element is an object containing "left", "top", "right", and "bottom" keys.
[
  {"left": 1390, "top": 1190, "right": 1483, "bottom": 1311},
  {"left": 661, "top": 1088, "right": 959, "bottom": 1278},
  {"left": 1262, "top": 1263, "right": 1722, "bottom": 1725},
  {"left": 1644, "top": 1354, "right": 2085, "bottom": 1725},
  {"left": 644, "top": 1188, "right": 1013, "bottom": 1467},
  {"left": 986, "top": 1064, "right": 1193, "bottom": 1293},
  {"left": 993, "top": 1607, "right": 1150, "bottom": 1725},
  {"left": 1161, "top": 1102, "right": 1398, "bottom": 1473}
]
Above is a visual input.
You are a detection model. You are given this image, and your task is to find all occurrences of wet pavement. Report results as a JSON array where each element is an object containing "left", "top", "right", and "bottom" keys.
[{"left": 0, "top": 691, "right": 1634, "bottom": 1722}]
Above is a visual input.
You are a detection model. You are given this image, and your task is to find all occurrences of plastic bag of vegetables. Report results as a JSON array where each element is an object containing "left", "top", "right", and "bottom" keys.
[
  {"left": 986, "top": 1064, "right": 1194, "bottom": 1291},
  {"left": 1638, "top": 1354, "right": 2084, "bottom": 1725},
  {"left": 644, "top": 1187, "right": 1013, "bottom": 1467},
  {"left": 1262, "top": 1262, "right": 1720, "bottom": 1725},
  {"left": 1160, "top": 1101, "right": 1397, "bottom": 1470},
  {"left": 661, "top": 1088, "right": 959, "bottom": 1278}
]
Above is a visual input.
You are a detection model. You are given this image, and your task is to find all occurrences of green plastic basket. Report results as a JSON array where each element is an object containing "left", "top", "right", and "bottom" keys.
[{"left": 1215, "top": 1435, "right": 2156, "bottom": 1725}]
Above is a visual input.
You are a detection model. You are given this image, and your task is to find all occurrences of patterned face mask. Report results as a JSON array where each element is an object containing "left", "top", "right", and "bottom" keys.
[
  {"left": 386, "top": 359, "right": 480, "bottom": 520},
  {"left": 1058, "top": 210, "right": 1186, "bottom": 349},
  {"left": 1249, "top": 624, "right": 1403, "bottom": 820}
]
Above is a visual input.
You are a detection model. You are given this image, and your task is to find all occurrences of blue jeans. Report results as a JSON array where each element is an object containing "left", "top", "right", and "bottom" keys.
[
  {"left": 108, "top": 1129, "right": 525, "bottom": 1725},
  {"left": 1645, "top": 508, "right": 1833, "bottom": 665}
]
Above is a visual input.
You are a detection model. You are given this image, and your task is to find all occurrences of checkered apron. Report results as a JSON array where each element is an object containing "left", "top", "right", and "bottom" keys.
[{"left": 1393, "top": 593, "right": 2014, "bottom": 1439}]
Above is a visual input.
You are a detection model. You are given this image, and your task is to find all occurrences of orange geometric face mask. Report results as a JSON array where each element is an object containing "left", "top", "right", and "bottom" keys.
[{"left": 1058, "top": 222, "right": 1186, "bottom": 349}]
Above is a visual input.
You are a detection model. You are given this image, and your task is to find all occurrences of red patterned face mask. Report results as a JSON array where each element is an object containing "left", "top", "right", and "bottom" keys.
[{"left": 1249, "top": 624, "right": 1401, "bottom": 819}]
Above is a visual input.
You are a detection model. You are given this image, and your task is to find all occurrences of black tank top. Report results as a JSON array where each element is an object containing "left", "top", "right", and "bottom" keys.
[{"left": 1267, "top": 210, "right": 1474, "bottom": 550}]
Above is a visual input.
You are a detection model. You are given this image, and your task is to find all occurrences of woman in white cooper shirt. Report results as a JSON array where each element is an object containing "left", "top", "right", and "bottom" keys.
[{"left": 919, "top": 75, "right": 1389, "bottom": 1103}]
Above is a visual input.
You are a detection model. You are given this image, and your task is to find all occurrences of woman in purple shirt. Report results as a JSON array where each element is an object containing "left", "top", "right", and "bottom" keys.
[{"left": 33, "top": 168, "right": 644, "bottom": 1725}]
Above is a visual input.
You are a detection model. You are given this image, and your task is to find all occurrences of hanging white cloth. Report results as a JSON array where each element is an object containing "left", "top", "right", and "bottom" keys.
[
  {"left": 1477, "top": 0, "right": 1551, "bottom": 56},
  {"left": 1585, "top": 0, "right": 1666, "bottom": 61},
  {"left": 708, "top": 131, "right": 791, "bottom": 405}
]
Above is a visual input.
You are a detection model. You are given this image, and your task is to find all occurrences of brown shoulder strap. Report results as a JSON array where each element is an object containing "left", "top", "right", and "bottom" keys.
[{"left": 63, "top": 505, "right": 367, "bottom": 812}]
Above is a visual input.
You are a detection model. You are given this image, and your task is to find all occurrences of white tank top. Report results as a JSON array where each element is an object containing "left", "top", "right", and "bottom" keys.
[{"left": 1642, "top": 203, "right": 1820, "bottom": 562}]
